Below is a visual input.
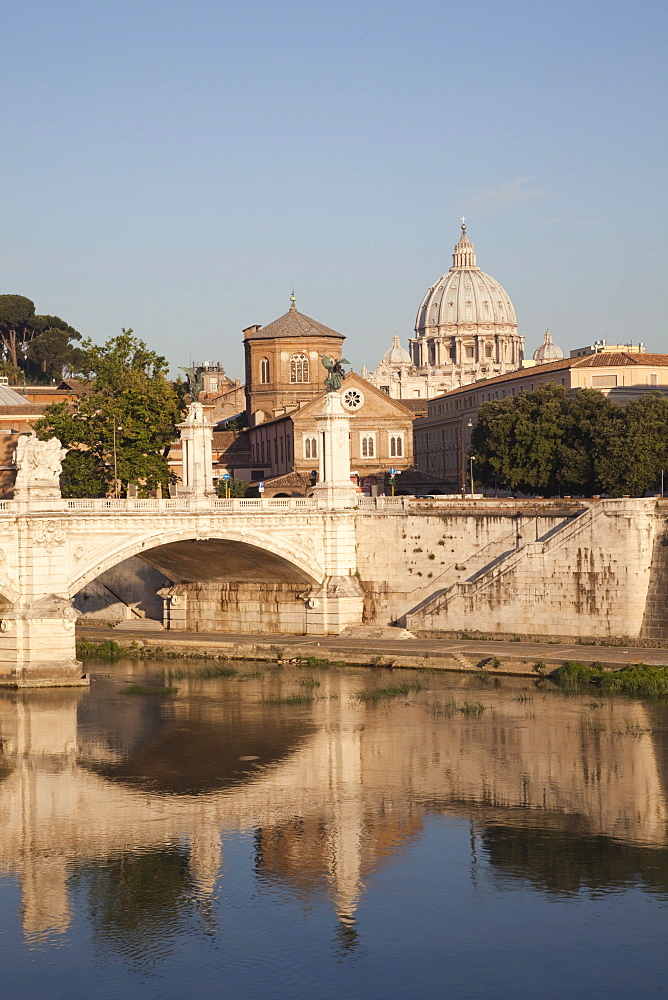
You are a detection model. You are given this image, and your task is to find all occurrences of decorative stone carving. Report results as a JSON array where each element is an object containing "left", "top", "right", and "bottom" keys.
[
  {"left": 33, "top": 520, "right": 66, "bottom": 553},
  {"left": 14, "top": 434, "right": 67, "bottom": 500}
]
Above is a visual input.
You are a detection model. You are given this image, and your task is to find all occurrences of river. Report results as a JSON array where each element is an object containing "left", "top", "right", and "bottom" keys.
[{"left": 1, "top": 659, "right": 667, "bottom": 999}]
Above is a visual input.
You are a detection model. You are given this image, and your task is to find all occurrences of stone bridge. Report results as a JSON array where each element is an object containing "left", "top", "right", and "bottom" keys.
[
  {"left": 0, "top": 495, "right": 365, "bottom": 686},
  {"left": 1, "top": 492, "right": 666, "bottom": 686}
]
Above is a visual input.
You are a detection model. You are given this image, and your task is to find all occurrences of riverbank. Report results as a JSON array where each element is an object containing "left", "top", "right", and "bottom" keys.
[{"left": 76, "top": 623, "right": 668, "bottom": 678}]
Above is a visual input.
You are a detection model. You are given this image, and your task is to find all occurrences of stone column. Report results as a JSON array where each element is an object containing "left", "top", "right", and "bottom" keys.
[
  {"left": 311, "top": 392, "right": 357, "bottom": 509},
  {"left": 176, "top": 403, "right": 215, "bottom": 498}
]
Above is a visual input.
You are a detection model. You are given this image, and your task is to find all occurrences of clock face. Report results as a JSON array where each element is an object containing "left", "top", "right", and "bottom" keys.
[{"left": 342, "top": 388, "right": 364, "bottom": 410}]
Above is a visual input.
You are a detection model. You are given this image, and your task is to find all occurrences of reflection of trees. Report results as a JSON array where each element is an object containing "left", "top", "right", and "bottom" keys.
[
  {"left": 482, "top": 824, "right": 668, "bottom": 897},
  {"left": 80, "top": 696, "right": 314, "bottom": 795},
  {"left": 72, "top": 846, "right": 196, "bottom": 964}
]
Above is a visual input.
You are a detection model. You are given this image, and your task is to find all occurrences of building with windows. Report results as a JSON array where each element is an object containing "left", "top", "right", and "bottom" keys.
[
  {"left": 414, "top": 351, "right": 668, "bottom": 489},
  {"left": 243, "top": 294, "right": 346, "bottom": 424},
  {"left": 364, "top": 222, "right": 525, "bottom": 400},
  {"left": 246, "top": 371, "right": 414, "bottom": 490}
]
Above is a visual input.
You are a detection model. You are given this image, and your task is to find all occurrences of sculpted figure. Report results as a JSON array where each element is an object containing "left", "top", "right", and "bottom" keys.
[
  {"left": 180, "top": 366, "right": 205, "bottom": 400},
  {"left": 182, "top": 401, "right": 205, "bottom": 424},
  {"left": 14, "top": 434, "right": 67, "bottom": 483},
  {"left": 320, "top": 355, "right": 350, "bottom": 392}
]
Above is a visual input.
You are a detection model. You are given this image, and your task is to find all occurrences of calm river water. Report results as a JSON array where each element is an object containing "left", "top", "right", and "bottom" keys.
[{"left": 1, "top": 659, "right": 667, "bottom": 999}]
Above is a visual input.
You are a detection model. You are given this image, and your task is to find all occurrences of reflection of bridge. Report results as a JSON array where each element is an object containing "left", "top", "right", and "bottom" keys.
[
  {"left": 0, "top": 673, "right": 666, "bottom": 942},
  {"left": 0, "top": 497, "right": 365, "bottom": 685}
]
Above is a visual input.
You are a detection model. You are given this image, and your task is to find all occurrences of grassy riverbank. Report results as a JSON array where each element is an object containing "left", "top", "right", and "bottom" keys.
[{"left": 554, "top": 661, "right": 668, "bottom": 697}]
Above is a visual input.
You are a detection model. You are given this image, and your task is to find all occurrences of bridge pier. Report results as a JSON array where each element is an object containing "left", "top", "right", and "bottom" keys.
[
  {"left": 0, "top": 596, "right": 87, "bottom": 688},
  {"left": 303, "top": 575, "right": 365, "bottom": 636}
]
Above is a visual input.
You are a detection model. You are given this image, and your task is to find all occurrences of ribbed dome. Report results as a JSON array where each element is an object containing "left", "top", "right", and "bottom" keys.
[
  {"left": 381, "top": 335, "right": 412, "bottom": 366},
  {"left": 533, "top": 329, "right": 564, "bottom": 363},
  {"left": 415, "top": 225, "right": 517, "bottom": 333}
]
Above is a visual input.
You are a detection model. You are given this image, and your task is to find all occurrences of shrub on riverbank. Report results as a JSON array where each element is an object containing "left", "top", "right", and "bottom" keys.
[{"left": 555, "top": 661, "right": 668, "bottom": 697}]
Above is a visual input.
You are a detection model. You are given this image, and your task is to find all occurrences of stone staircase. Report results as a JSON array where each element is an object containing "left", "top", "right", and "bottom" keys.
[
  {"left": 404, "top": 506, "right": 593, "bottom": 629},
  {"left": 113, "top": 618, "right": 164, "bottom": 631}
]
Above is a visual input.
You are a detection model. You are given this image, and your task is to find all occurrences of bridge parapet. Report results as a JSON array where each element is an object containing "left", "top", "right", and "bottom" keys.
[{"left": 0, "top": 496, "right": 357, "bottom": 515}]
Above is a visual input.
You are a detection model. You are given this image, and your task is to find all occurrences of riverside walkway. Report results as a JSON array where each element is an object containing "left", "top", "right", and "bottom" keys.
[{"left": 76, "top": 623, "right": 668, "bottom": 675}]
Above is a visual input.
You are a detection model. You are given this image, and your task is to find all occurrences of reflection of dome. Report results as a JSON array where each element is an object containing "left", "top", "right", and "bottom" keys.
[
  {"left": 533, "top": 329, "right": 564, "bottom": 363},
  {"left": 381, "top": 335, "right": 412, "bottom": 367},
  {"left": 415, "top": 225, "right": 517, "bottom": 332}
]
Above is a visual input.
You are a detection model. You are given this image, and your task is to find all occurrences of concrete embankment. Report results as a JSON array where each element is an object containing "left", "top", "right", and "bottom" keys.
[{"left": 76, "top": 624, "right": 668, "bottom": 678}]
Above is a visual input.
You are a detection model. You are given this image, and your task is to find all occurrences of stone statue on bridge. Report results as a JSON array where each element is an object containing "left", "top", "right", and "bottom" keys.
[
  {"left": 180, "top": 366, "right": 205, "bottom": 401},
  {"left": 13, "top": 434, "right": 68, "bottom": 500},
  {"left": 320, "top": 356, "right": 350, "bottom": 392}
]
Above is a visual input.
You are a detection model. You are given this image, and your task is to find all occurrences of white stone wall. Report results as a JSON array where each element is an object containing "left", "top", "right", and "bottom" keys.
[
  {"left": 354, "top": 504, "right": 571, "bottom": 627},
  {"left": 400, "top": 500, "right": 657, "bottom": 639}
]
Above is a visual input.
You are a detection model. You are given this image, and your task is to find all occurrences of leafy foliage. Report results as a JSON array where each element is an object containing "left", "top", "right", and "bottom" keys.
[
  {"left": 215, "top": 475, "right": 249, "bottom": 498},
  {"left": 0, "top": 294, "right": 82, "bottom": 380},
  {"left": 35, "top": 330, "right": 182, "bottom": 497},
  {"left": 471, "top": 384, "right": 668, "bottom": 496}
]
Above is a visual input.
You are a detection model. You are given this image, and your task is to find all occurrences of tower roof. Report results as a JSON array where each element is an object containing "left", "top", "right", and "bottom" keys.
[{"left": 244, "top": 297, "right": 344, "bottom": 341}]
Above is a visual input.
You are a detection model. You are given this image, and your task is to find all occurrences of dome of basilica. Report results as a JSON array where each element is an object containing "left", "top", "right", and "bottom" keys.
[
  {"left": 415, "top": 224, "right": 517, "bottom": 333},
  {"left": 408, "top": 223, "right": 523, "bottom": 384}
]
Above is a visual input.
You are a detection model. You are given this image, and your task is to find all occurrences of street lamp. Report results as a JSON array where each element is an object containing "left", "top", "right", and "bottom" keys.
[
  {"left": 112, "top": 422, "right": 123, "bottom": 499},
  {"left": 466, "top": 418, "right": 475, "bottom": 498}
]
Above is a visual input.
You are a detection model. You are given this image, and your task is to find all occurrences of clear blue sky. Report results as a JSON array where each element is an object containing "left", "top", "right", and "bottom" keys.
[{"left": 2, "top": 0, "right": 666, "bottom": 377}]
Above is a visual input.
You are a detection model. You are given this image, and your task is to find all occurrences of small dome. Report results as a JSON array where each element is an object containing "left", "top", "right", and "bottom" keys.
[
  {"left": 381, "top": 335, "right": 412, "bottom": 367},
  {"left": 533, "top": 329, "right": 564, "bottom": 363}
]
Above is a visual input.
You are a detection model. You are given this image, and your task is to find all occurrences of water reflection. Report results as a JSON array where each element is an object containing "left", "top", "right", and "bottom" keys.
[{"left": 0, "top": 664, "right": 667, "bottom": 955}]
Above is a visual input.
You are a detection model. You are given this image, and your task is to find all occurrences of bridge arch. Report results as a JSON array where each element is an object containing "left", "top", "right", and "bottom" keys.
[{"left": 67, "top": 525, "right": 323, "bottom": 600}]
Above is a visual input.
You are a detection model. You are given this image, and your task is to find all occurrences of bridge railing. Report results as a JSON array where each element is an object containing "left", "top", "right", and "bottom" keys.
[{"left": 0, "top": 496, "right": 410, "bottom": 514}]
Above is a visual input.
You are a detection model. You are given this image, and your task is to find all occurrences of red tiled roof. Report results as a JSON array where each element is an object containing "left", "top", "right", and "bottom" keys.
[
  {"left": 244, "top": 307, "right": 344, "bottom": 341},
  {"left": 0, "top": 404, "right": 44, "bottom": 414},
  {"left": 432, "top": 352, "right": 668, "bottom": 399},
  {"left": 264, "top": 471, "right": 311, "bottom": 488}
]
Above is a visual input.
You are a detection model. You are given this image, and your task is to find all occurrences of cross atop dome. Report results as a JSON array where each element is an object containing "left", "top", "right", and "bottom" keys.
[{"left": 289, "top": 290, "right": 297, "bottom": 311}]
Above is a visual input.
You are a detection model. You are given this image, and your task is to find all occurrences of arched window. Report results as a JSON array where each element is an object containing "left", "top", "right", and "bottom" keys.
[
  {"left": 290, "top": 354, "right": 309, "bottom": 383},
  {"left": 260, "top": 357, "right": 270, "bottom": 383},
  {"left": 361, "top": 435, "right": 375, "bottom": 458},
  {"left": 390, "top": 435, "right": 403, "bottom": 457}
]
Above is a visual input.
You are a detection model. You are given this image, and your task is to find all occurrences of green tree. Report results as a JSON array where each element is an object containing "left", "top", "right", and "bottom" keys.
[
  {"left": 472, "top": 383, "right": 568, "bottom": 496},
  {"left": 27, "top": 325, "right": 85, "bottom": 381},
  {"left": 215, "top": 475, "right": 249, "bottom": 498},
  {"left": 35, "top": 330, "right": 182, "bottom": 498},
  {"left": 472, "top": 384, "right": 668, "bottom": 497},
  {"left": 557, "top": 389, "right": 620, "bottom": 495},
  {"left": 0, "top": 295, "right": 81, "bottom": 378},
  {"left": 598, "top": 392, "right": 668, "bottom": 496}
]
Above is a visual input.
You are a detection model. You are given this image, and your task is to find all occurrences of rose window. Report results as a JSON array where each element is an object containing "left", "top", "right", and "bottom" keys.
[{"left": 342, "top": 389, "right": 364, "bottom": 410}]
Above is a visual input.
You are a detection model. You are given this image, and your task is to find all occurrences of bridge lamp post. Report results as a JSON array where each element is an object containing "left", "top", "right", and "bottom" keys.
[
  {"left": 112, "top": 423, "right": 123, "bottom": 499},
  {"left": 467, "top": 419, "right": 475, "bottom": 498}
]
